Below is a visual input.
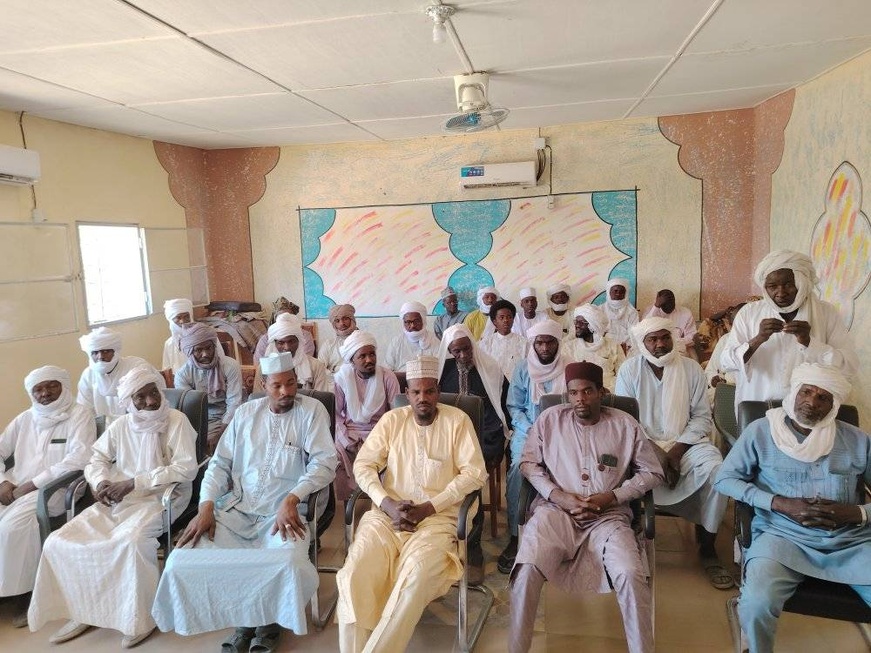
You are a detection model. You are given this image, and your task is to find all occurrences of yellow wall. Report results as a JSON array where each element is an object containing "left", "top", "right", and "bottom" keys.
[
  {"left": 249, "top": 118, "right": 702, "bottom": 346},
  {"left": 771, "top": 51, "right": 871, "bottom": 425},
  {"left": 0, "top": 111, "right": 187, "bottom": 424}
]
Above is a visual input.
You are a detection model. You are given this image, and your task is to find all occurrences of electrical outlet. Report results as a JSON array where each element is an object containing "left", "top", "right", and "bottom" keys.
[{"left": 533, "top": 137, "right": 546, "bottom": 151}]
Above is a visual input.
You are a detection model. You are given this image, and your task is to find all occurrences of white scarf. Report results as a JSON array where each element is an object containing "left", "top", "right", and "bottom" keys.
[
  {"left": 25, "top": 365, "right": 75, "bottom": 430},
  {"left": 525, "top": 321, "right": 568, "bottom": 404},
  {"left": 117, "top": 366, "right": 170, "bottom": 475},
  {"left": 766, "top": 363, "right": 851, "bottom": 462},
  {"left": 335, "top": 363, "right": 386, "bottom": 424},
  {"left": 632, "top": 318, "right": 690, "bottom": 448}
]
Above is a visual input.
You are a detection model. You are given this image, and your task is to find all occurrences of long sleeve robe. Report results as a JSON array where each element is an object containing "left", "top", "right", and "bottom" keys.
[
  {"left": 478, "top": 331, "right": 528, "bottom": 381},
  {"left": 77, "top": 355, "right": 162, "bottom": 421},
  {"left": 642, "top": 304, "right": 697, "bottom": 351},
  {"left": 563, "top": 334, "right": 626, "bottom": 391},
  {"left": 382, "top": 333, "right": 439, "bottom": 372},
  {"left": 174, "top": 354, "right": 243, "bottom": 425}
]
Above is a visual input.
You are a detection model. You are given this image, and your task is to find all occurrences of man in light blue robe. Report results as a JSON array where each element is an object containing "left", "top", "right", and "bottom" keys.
[
  {"left": 499, "top": 319, "right": 567, "bottom": 573},
  {"left": 152, "top": 352, "right": 336, "bottom": 653},
  {"left": 715, "top": 363, "right": 871, "bottom": 653}
]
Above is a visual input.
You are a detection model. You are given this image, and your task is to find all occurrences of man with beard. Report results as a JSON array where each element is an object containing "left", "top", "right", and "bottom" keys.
[
  {"left": 433, "top": 286, "right": 467, "bottom": 340},
  {"left": 318, "top": 304, "right": 359, "bottom": 382},
  {"left": 383, "top": 301, "right": 439, "bottom": 372},
  {"left": 563, "top": 303, "right": 625, "bottom": 392},
  {"left": 544, "top": 283, "right": 573, "bottom": 336},
  {"left": 715, "top": 364, "right": 870, "bottom": 653},
  {"left": 500, "top": 319, "right": 568, "bottom": 573},
  {"left": 616, "top": 317, "right": 731, "bottom": 589},
  {"left": 254, "top": 313, "right": 331, "bottom": 392},
  {"left": 463, "top": 286, "right": 500, "bottom": 340},
  {"left": 642, "top": 289, "right": 697, "bottom": 356}
]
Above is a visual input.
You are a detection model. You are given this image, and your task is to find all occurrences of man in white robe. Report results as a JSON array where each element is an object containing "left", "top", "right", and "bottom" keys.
[
  {"left": 511, "top": 287, "right": 547, "bottom": 338},
  {"left": 602, "top": 278, "right": 639, "bottom": 353},
  {"left": 175, "top": 322, "right": 243, "bottom": 455},
  {"left": 153, "top": 352, "right": 337, "bottom": 652},
  {"left": 253, "top": 297, "right": 315, "bottom": 366},
  {"left": 500, "top": 319, "right": 569, "bottom": 573},
  {"left": 478, "top": 298, "right": 528, "bottom": 380},
  {"left": 615, "top": 317, "right": 732, "bottom": 589},
  {"left": 720, "top": 249, "right": 856, "bottom": 410},
  {"left": 544, "top": 283, "right": 573, "bottom": 336},
  {"left": 0, "top": 366, "right": 95, "bottom": 627},
  {"left": 29, "top": 367, "right": 198, "bottom": 647},
  {"left": 77, "top": 327, "right": 162, "bottom": 422},
  {"left": 254, "top": 313, "right": 331, "bottom": 392},
  {"left": 161, "top": 298, "right": 193, "bottom": 374},
  {"left": 334, "top": 331, "right": 400, "bottom": 502},
  {"left": 383, "top": 300, "right": 439, "bottom": 372},
  {"left": 336, "top": 356, "right": 486, "bottom": 653},
  {"left": 642, "top": 289, "right": 697, "bottom": 356},
  {"left": 317, "top": 303, "right": 358, "bottom": 382},
  {"left": 563, "top": 303, "right": 626, "bottom": 391}
]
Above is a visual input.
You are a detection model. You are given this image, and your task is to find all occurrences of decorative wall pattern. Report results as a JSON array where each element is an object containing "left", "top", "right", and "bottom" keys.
[
  {"left": 810, "top": 161, "right": 870, "bottom": 327},
  {"left": 299, "top": 190, "right": 637, "bottom": 318}
]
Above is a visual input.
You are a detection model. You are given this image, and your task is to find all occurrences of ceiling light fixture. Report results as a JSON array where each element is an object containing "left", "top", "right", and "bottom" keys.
[{"left": 425, "top": 4, "right": 456, "bottom": 45}]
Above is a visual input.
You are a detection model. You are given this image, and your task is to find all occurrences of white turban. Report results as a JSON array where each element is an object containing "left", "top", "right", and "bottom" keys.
[
  {"left": 753, "top": 249, "right": 818, "bottom": 314},
  {"left": 268, "top": 313, "right": 304, "bottom": 343},
  {"left": 527, "top": 319, "right": 563, "bottom": 342},
  {"left": 607, "top": 278, "right": 630, "bottom": 292},
  {"left": 164, "top": 298, "right": 193, "bottom": 323},
  {"left": 116, "top": 366, "right": 169, "bottom": 474},
  {"left": 340, "top": 330, "right": 378, "bottom": 362},
  {"left": 260, "top": 351, "right": 295, "bottom": 376},
  {"left": 519, "top": 287, "right": 537, "bottom": 300},
  {"left": 546, "top": 283, "right": 571, "bottom": 297},
  {"left": 25, "top": 365, "right": 74, "bottom": 428},
  {"left": 79, "top": 327, "right": 122, "bottom": 355},
  {"left": 604, "top": 277, "right": 633, "bottom": 321},
  {"left": 476, "top": 287, "right": 499, "bottom": 314},
  {"left": 767, "top": 363, "right": 852, "bottom": 463},
  {"left": 631, "top": 317, "right": 690, "bottom": 448},
  {"left": 400, "top": 301, "right": 428, "bottom": 325},
  {"left": 399, "top": 300, "right": 438, "bottom": 349},
  {"left": 573, "top": 304, "right": 609, "bottom": 335},
  {"left": 525, "top": 319, "right": 567, "bottom": 402}
]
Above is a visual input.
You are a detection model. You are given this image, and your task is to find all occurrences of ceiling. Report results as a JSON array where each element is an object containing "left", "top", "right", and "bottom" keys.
[{"left": 1, "top": 0, "right": 869, "bottom": 149}]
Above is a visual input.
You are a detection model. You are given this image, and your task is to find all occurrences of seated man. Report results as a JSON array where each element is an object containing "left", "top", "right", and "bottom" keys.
[
  {"left": 317, "top": 303, "right": 359, "bottom": 382},
  {"left": 511, "top": 362, "right": 664, "bottom": 653},
  {"left": 433, "top": 286, "right": 467, "bottom": 340},
  {"left": 175, "top": 322, "right": 243, "bottom": 455},
  {"left": 29, "top": 367, "right": 197, "bottom": 648},
  {"left": 715, "top": 363, "right": 870, "bottom": 653},
  {"left": 77, "top": 327, "right": 162, "bottom": 422},
  {"left": 254, "top": 313, "right": 330, "bottom": 392},
  {"left": 602, "top": 277, "right": 639, "bottom": 353},
  {"left": 616, "top": 317, "right": 732, "bottom": 589},
  {"left": 438, "top": 324, "right": 509, "bottom": 583},
  {"left": 0, "top": 366, "right": 95, "bottom": 627},
  {"left": 563, "top": 303, "right": 626, "bottom": 391},
  {"left": 336, "top": 356, "right": 486, "bottom": 653},
  {"left": 544, "top": 283, "right": 573, "bottom": 336},
  {"left": 720, "top": 250, "right": 856, "bottom": 410},
  {"left": 642, "top": 289, "right": 697, "bottom": 356},
  {"left": 478, "top": 298, "right": 528, "bottom": 380},
  {"left": 501, "top": 319, "right": 568, "bottom": 573},
  {"left": 161, "top": 298, "right": 193, "bottom": 374},
  {"left": 153, "top": 352, "right": 336, "bottom": 652},
  {"left": 463, "top": 286, "right": 499, "bottom": 340},
  {"left": 253, "top": 297, "right": 315, "bottom": 365},
  {"left": 383, "top": 301, "right": 439, "bottom": 372},
  {"left": 334, "top": 330, "right": 400, "bottom": 503},
  {"left": 511, "top": 287, "right": 546, "bottom": 338}
]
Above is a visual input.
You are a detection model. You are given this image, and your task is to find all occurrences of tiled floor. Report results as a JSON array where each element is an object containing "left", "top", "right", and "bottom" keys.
[{"left": 1, "top": 498, "right": 868, "bottom": 652}]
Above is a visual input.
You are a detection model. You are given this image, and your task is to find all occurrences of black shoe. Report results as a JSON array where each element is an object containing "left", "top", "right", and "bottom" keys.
[{"left": 497, "top": 537, "right": 518, "bottom": 574}]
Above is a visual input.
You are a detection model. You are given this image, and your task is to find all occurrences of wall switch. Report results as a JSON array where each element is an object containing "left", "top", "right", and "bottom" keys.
[{"left": 533, "top": 137, "right": 546, "bottom": 150}]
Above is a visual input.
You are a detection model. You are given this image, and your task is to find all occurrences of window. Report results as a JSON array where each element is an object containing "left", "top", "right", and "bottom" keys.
[{"left": 78, "top": 223, "right": 150, "bottom": 325}]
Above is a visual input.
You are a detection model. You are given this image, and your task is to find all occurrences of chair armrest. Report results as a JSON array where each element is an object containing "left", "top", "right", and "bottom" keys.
[
  {"left": 345, "top": 487, "right": 365, "bottom": 526},
  {"left": 65, "top": 477, "right": 89, "bottom": 514},
  {"left": 518, "top": 479, "right": 537, "bottom": 526},
  {"left": 643, "top": 489, "right": 655, "bottom": 540},
  {"left": 305, "top": 486, "right": 324, "bottom": 524},
  {"left": 457, "top": 492, "right": 479, "bottom": 541},
  {"left": 36, "top": 470, "right": 84, "bottom": 543},
  {"left": 735, "top": 501, "right": 754, "bottom": 549}
]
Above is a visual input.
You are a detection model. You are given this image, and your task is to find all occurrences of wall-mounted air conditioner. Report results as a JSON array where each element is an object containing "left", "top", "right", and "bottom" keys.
[
  {"left": 0, "top": 145, "right": 41, "bottom": 186},
  {"left": 459, "top": 161, "right": 536, "bottom": 190}
]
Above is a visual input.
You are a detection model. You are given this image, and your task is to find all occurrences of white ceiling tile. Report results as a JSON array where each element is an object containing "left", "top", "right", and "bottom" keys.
[
  {"left": 156, "top": 132, "right": 255, "bottom": 149},
  {"left": 354, "top": 114, "right": 460, "bottom": 140},
  {"left": 132, "top": 93, "right": 341, "bottom": 130},
  {"left": 0, "top": 38, "right": 281, "bottom": 104},
  {"left": 227, "top": 123, "right": 380, "bottom": 146},
  {"left": 299, "top": 78, "right": 456, "bottom": 121},
  {"left": 490, "top": 58, "right": 667, "bottom": 107},
  {"left": 653, "top": 37, "right": 871, "bottom": 97},
  {"left": 197, "top": 13, "right": 462, "bottom": 89},
  {"left": 688, "top": 0, "right": 871, "bottom": 53},
  {"left": 500, "top": 99, "right": 635, "bottom": 130},
  {"left": 633, "top": 84, "right": 792, "bottom": 119},
  {"left": 30, "top": 105, "right": 218, "bottom": 140},
  {"left": 128, "top": 0, "right": 421, "bottom": 32},
  {"left": 0, "top": 0, "right": 173, "bottom": 54},
  {"left": 0, "top": 68, "right": 113, "bottom": 112},
  {"left": 456, "top": 0, "right": 716, "bottom": 72}
]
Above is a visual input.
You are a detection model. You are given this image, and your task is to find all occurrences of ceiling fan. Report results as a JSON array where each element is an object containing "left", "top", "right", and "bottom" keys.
[{"left": 443, "top": 72, "right": 510, "bottom": 133}]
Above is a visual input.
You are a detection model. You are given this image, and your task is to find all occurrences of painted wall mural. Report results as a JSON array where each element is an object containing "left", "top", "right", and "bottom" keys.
[
  {"left": 299, "top": 190, "right": 637, "bottom": 319},
  {"left": 810, "top": 162, "right": 870, "bottom": 328}
]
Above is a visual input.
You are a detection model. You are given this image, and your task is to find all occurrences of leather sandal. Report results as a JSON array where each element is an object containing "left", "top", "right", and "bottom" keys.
[
  {"left": 221, "top": 627, "right": 255, "bottom": 653},
  {"left": 249, "top": 625, "right": 281, "bottom": 653}
]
